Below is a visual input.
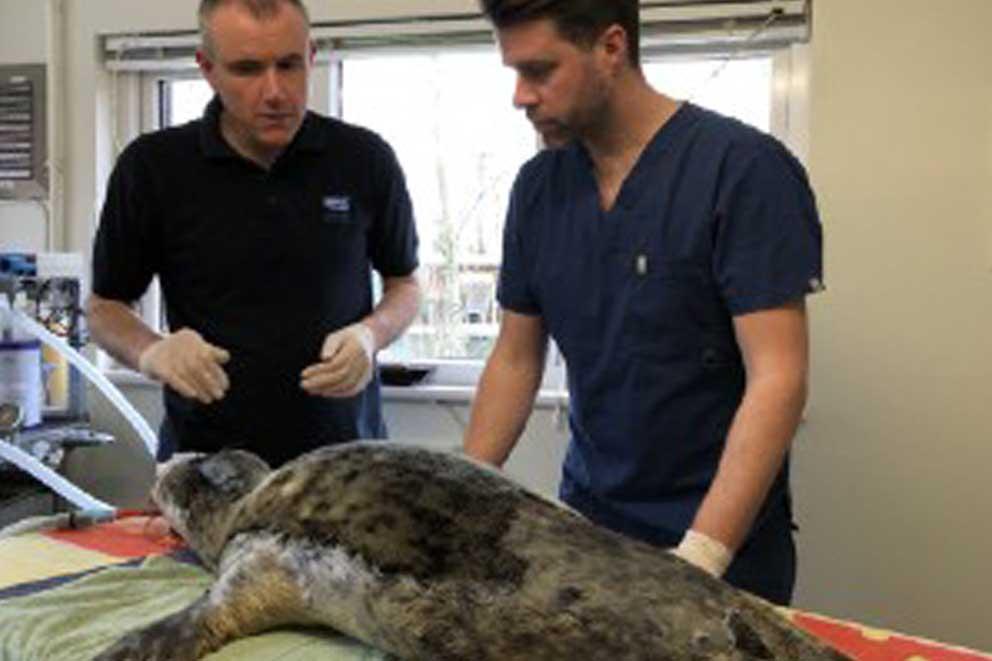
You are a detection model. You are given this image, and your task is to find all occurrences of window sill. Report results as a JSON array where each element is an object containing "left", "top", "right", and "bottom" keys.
[
  {"left": 103, "top": 369, "right": 569, "bottom": 408},
  {"left": 383, "top": 384, "right": 568, "bottom": 408},
  {"left": 104, "top": 368, "right": 159, "bottom": 388}
]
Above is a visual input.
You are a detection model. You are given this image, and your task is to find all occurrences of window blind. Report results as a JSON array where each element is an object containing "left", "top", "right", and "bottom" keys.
[{"left": 102, "top": 0, "right": 809, "bottom": 71}]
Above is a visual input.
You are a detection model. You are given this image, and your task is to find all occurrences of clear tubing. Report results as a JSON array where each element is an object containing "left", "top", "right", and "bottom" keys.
[
  {"left": 10, "top": 308, "right": 158, "bottom": 458},
  {"left": 0, "top": 440, "right": 114, "bottom": 513}
]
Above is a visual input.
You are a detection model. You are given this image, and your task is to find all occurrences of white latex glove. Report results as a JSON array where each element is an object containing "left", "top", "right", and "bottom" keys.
[
  {"left": 670, "top": 529, "right": 734, "bottom": 577},
  {"left": 300, "top": 323, "right": 376, "bottom": 398},
  {"left": 138, "top": 329, "right": 230, "bottom": 405}
]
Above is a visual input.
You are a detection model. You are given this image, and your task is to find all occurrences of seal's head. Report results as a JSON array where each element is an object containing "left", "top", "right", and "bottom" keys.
[{"left": 153, "top": 449, "right": 271, "bottom": 569}]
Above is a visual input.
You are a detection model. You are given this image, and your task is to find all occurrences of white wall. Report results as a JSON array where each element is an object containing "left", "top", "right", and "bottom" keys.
[
  {"left": 1, "top": 0, "right": 991, "bottom": 652},
  {"left": 0, "top": 0, "right": 48, "bottom": 250}
]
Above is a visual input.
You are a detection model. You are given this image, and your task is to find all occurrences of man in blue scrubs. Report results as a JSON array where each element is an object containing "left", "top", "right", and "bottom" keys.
[{"left": 464, "top": 0, "right": 823, "bottom": 605}]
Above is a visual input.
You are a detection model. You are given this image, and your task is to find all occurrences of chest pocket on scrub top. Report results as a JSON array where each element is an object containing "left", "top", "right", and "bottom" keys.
[{"left": 622, "top": 252, "right": 727, "bottom": 357}]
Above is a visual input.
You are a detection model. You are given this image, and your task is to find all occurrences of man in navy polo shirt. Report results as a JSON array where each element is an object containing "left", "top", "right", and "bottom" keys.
[
  {"left": 87, "top": 0, "right": 421, "bottom": 467},
  {"left": 464, "top": 0, "right": 823, "bottom": 605}
]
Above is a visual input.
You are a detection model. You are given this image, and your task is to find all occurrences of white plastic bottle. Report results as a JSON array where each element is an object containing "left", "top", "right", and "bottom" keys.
[{"left": 0, "top": 295, "right": 43, "bottom": 428}]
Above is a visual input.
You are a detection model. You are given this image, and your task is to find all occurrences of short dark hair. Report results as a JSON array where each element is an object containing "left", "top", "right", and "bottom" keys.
[
  {"left": 199, "top": 0, "right": 311, "bottom": 56},
  {"left": 478, "top": 0, "right": 640, "bottom": 66}
]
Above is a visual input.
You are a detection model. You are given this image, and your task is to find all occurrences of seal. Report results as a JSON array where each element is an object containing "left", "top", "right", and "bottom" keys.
[{"left": 94, "top": 442, "right": 851, "bottom": 660}]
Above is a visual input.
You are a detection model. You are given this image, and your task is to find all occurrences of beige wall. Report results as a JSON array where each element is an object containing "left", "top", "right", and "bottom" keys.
[
  {"left": 1, "top": 0, "right": 991, "bottom": 652},
  {"left": 795, "top": 0, "right": 992, "bottom": 649},
  {"left": 0, "top": 0, "right": 46, "bottom": 62},
  {"left": 0, "top": 0, "right": 48, "bottom": 249},
  {"left": 0, "top": 206, "right": 46, "bottom": 250}
]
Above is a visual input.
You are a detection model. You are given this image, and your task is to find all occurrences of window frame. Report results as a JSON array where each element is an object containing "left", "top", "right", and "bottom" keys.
[
  {"left": 322, "top": 44, "right": 808, "bottom": 399},
  {"left": 102, "top": 43, "right": 809, "bottom": 403}
]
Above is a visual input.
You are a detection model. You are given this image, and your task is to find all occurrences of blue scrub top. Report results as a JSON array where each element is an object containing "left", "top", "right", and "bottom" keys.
[{"left": 498, "top": 103, "right": 823, "bottom": 547}]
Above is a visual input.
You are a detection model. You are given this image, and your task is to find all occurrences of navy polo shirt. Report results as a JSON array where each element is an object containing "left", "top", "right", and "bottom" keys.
[
  {"left": 498, "top": 102, "right": 822, "bottom": 546},
  {"left": 92, "top": 97, "right": 419, "bottom": 466}
]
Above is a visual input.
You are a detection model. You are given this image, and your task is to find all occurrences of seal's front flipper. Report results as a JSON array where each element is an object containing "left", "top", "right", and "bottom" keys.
[
  {"left": 92, "top": 593, "right": 215, "bottom": 661},
  {"left": 94, "top": 540, "right": 310, "bottom": 661}
]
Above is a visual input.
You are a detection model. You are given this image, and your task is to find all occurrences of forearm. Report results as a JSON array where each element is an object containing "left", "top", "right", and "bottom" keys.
[
  {"left": 363, "top": 273, "right": 422, "bottom": 352},
  {"left": 464, "top": 352, "right": 545, "bottom": 467},
  {"left": 85, "top": 294, "right": 162, "bottom": 371},
  {"left": 691, "top": 372, "right": 807, "bottom": 552}
]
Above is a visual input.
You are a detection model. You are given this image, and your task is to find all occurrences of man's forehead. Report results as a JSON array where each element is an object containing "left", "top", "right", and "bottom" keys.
[
  {"left": 211, "top": 38, "right": 311, "bottom": 66},
  {"left": 496, "top": 18, "right": 575, "bottom": 65},
  {"left": 207, "top": 2, "right": 310, "bottom": 58},
  {"left": 217, "top": 44, "right": 309, "bottom": 63}
]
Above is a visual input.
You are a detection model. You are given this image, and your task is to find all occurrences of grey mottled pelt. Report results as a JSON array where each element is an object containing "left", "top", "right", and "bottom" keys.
[{"left": 94, "top": 442, "right": 851, "bottom": 661}]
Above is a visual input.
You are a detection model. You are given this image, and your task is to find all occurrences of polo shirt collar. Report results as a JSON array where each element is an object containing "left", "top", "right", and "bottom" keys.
[{"left": 199, "top": 94, "right": 328, "bottom": 162}]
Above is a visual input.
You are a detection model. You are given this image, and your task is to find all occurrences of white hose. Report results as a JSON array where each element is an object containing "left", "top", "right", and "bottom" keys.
[
  {"left": 0, "top": 440, "right": 114, "bottom": 514},
  {"left": 10, "top": 308, "right": 158, "bottom": 458}
]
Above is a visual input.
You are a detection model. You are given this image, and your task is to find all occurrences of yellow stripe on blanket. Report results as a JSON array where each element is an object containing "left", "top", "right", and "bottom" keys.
[{"left": 0, "top": 532, "right": 119, "bottom": 589}]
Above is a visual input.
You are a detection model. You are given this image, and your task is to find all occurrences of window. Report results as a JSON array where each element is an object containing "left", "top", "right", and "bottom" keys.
[
  {"left": 644, "top": 57, "right": 773, "bottom": 133},
  {"left": 339, "top": 50, "right": 534, "bottom": 363},
  {"left": 132, "top": 40, "right": 795, "bottom": 392},
  {"left": 161, "top": 77, "right": 214, "bottom": 126},
  {"left": 100, "top": 0, "right": 811, "bottom": 387}
]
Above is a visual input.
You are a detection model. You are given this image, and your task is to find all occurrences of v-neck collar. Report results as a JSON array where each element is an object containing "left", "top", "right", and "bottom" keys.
[{"left": 574, "top": 101, "right": 701, "bottom": 216}]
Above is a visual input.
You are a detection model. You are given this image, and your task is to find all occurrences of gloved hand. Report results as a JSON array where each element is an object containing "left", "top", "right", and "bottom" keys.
[
  {"left": 138, "top": 329, "right": 230, "bottom": 405},
  {"left": 301, "top": 323, "right": 376, "bottom": 398},
  {"left": 670, "top": 529, "right": 734, "bottom": 577}
]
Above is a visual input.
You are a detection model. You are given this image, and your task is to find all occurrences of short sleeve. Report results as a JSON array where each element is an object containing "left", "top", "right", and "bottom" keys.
[
  {"left": 713, "top": 141, "right": 824, "bottom": 316},
  {"left": 91, "top": 140, "right": 162, "bottom": 303},
  {"left": 367, "top": 138, "right": 419, "bottom": 278},
  {"left": 496, "top": 169, "right": 542, "bottom": 316}
]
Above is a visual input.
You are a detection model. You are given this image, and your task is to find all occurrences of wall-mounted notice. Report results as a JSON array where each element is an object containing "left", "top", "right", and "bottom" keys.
[{"left": 0, "top": 65, "right": 47, "bottom": 200}]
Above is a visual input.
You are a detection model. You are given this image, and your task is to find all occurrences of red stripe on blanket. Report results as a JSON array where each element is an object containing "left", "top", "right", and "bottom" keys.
[
  {"left": 44, "top": 517, "right": 185, "bottom": 559},
  {"left": 793, "top": 612, "right": 992, "bottom": 660}
]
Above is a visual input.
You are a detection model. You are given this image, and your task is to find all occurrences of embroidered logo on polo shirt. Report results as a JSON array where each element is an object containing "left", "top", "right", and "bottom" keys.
[
  {"left": 323, "top": 196, "right": 350, "bottom": 213},
  {"left": 322, "top": 195, "right": 352, "bottom": 224}
]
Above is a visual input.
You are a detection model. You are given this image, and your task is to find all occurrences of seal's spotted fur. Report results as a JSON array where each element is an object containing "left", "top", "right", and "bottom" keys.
[{"left": 95, "top": 442, "right": 851, "bottom": 660}]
